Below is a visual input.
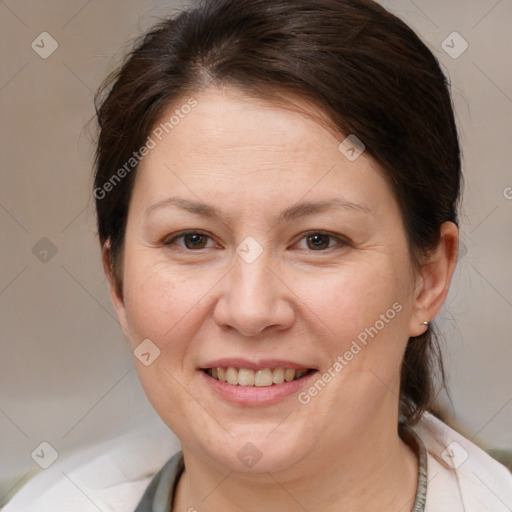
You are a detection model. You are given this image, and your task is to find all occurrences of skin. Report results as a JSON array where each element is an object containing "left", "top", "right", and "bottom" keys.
[{"left": 103, "top": 85, "right": 459, "bottom": 511}]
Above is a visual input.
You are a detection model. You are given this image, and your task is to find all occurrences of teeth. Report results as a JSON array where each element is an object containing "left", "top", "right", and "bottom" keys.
[
  {"left": 217, "top": 367, "right": 227, "bottom": 383},
  {"left": 226, "top": 367, "right": 238, "bottom": 385},
  {"left": 284, "top": 369, "right": 296, "bottom": 382},
  {"left": 238, "top": 368, "right": 255, "bottom": 386},
  {"left": 272, "top": 367, "right": 285, "bottom": 384},
  {"left": 207, "top": 366, "right": 310, "bottom": 386},
  {"left": 255, "top": 369, "right": 273, "bottom": 387}
]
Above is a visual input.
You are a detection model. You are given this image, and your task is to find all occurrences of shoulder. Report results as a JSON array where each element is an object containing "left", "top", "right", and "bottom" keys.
[
  {"left": 412, "top": 411, "right": 512, "bottom": 512},
  {"left": 2, "top": 422, "right": 181, "bottom": 512}
]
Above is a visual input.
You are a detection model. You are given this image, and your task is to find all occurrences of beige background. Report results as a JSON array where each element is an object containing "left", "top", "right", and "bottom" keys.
[{"left": 1, "top": 0, "right": 511, "bottom": 505}]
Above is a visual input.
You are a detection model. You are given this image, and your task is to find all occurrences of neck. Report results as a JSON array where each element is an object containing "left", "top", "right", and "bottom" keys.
[{"left": 173, "top": 412, "right": 419, "bottom": 512}]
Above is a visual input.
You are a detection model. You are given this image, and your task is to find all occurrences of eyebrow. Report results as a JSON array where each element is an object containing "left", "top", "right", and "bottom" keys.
[{"left": 144, "top": 196, "right": 373, "bottom": 224}]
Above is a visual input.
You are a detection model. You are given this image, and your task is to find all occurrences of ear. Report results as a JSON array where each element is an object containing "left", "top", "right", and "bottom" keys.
[
  {"left": 409, "top": 221, "right": 459, "bottom": 337},
  {"left": 102, "top": 239, "right": 130, "bottom": 337}
]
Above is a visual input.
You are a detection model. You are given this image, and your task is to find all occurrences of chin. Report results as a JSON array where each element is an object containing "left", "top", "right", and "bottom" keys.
[{"left": 189, "top": 422, "right": 314, "bottom": 475}]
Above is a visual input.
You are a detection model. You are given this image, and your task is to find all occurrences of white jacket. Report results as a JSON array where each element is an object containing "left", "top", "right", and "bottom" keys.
[{"left": 3, "top": 412, "right": 511, "bottom": 511}]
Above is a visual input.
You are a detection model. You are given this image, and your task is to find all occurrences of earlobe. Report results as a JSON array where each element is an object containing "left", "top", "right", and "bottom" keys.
[{"left": 409, "top": 222, "right": 459, "bottom": 337}]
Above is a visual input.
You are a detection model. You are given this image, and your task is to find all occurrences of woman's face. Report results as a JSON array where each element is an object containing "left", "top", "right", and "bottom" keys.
[{"left": 110, "top": 86, "right": 430, "bottom": 474}]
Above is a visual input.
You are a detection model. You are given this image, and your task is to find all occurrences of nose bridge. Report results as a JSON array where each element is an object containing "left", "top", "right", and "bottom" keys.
[
  {"left": 231, "top": 244, "right": 275, "bottom": 315},
  {"left": 214, "top": 239, "right": 294, "bottom": 336}
]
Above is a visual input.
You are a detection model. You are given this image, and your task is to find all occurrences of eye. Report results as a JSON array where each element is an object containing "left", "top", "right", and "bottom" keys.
[
  {"left": 294, "top": 231, "right": 348, "bottom": 251},
  {"left": 163, "top": 231, "right": 217, "bottom": 250},
  {"left": 162, "top": 230, "right": 349, "bottom": 252}
]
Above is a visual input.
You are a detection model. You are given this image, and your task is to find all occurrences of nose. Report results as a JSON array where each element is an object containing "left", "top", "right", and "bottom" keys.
[{"left": 213, "top": 247, "right": 295, "bottom": 337}]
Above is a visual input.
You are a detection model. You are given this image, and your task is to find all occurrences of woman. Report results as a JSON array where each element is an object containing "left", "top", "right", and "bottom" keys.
[{"left": 5, "top": 0, "right": 511, "bottom": 510}]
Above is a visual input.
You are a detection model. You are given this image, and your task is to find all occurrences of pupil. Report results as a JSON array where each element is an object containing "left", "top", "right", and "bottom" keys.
[
  {"left": 309, "top": 234, "right": 328, "bottom": 250},
  {"left": 187, "top": 234, "right": 205, "bottom": 249}
]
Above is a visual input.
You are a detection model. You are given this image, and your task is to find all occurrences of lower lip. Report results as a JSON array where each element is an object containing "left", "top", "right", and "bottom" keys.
[{"left": 200, "top": 370, "right": 318, "bottom": 406}]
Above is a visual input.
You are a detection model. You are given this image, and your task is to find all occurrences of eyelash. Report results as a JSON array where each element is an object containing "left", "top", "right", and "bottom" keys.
[{"left": 162, "top": 230, "right": 349, "bottom": 252}]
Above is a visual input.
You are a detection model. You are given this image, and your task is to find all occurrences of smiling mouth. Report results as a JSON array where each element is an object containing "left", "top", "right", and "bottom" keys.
[{"left": 202, "top": 367, "right": 315, "bottom": 387}]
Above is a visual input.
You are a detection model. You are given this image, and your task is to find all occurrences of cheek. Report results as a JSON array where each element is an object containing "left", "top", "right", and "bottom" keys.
[
  {"left": 297, "top": 266, "right": 410, "bottom": 406},
  {"left": 121, "top": 259, "right": 213, "bottom": 433},
  {"left": 293, "top": 260, "right": 408, "bottom": 351},
  {"left": 121, "top": 252, "right": 184, "bottom": 346},
  {"left": 121, "top": 254, "right": 219, "bottom": 357}
]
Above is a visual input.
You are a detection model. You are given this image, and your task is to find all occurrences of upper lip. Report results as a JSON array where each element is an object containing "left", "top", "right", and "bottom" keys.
[{"left": 200, "top": 358, "right": 316, "bottom": 371}]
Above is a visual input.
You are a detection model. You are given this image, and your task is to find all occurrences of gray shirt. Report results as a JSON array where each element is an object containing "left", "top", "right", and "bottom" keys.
[{"left": 134, "top": 424, "right": 428, "bottom": 511}]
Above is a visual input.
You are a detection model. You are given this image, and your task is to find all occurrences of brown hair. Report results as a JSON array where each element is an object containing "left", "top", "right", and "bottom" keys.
[{"left": 93, "top": 0, "right": 462, "bottom": 425}]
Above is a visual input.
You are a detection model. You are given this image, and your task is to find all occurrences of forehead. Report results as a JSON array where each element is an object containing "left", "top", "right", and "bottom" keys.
[
  {"left": 132, "top": 85, "right": 395, "bottom": 218},
  {"left": 158, "top": 86, "right": 341, "bottom": 161}
]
